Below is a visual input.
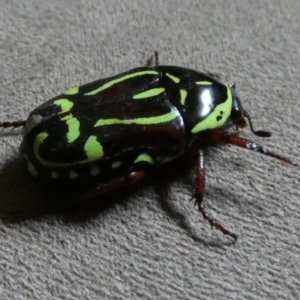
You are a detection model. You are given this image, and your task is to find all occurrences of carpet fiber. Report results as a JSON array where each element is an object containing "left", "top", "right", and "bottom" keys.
[{"left": 1, "top": 0, "right": 300, "bottom": 299}]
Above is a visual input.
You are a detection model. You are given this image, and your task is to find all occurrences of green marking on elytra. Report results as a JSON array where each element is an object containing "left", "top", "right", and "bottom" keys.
[
  {"left": 91, "top": 165, "right": 100, "bottom": 176},
  {"left": 33, "top": 132, "right": 49, "bottom": 164},
  {"left": 51, "top": 172, "right": 58, "bottom": 179},
  {"left": 134, "top": 153, "right": 154, "bottom": 165},
  {"left": 54, "top": 99, "right": 74, "bottom": 113},
  {"left": 69, "top": 170, "right": 77, "bottom": 179},
  {"left": 180, "top": 89, "right": 188, "bottom": 105},
  {"left": 24, "top": 155, "right": 38, "bottom": 177},
  {"left": 27, "top": 162, "right": 38, "bottom": 177},
  {"left": 166, "top": 73, "right": 180, "bottom": 83},
  {"left": 65, "top": 86, "right": 79, "bottom": 95},
  {"left": 156, "top": 155, "right": 179, "bottom": 164},
  {"left": 196, "top": 81, "right": 213, "bottom": 85},
  {"left": 133, "top": 87, "right": 165, "bottom": 99},
  {"left": 34, "top": 132, "right": 48, "bottom": 148},
  {"left": 84, "top": 135, "right": 104, "bottom": 161},
  {"left": 191, "top": 86, "right": 233, "bottom": 133},
  {"left": 25, "top": 114, "right": 43, "bottom": 130},
  {"left": 94, "top": 110, "right": 179, "bottom": 127},
  {"left": 33, "top": 132, "right": 103, "bottom": 168},
  {"left": 84, "top": 70, "right": 159, "bottom": 96},
  {"left": 112, "top": 161, "right": 121, "bottom": 169},
  {"left": 61, "top": 115, "right": 80, "bottom": 143}
]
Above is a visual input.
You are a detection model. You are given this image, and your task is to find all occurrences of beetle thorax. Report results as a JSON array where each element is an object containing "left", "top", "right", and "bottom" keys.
[{"left": 177, "top": 80, "right": 234, "bottom": 134}]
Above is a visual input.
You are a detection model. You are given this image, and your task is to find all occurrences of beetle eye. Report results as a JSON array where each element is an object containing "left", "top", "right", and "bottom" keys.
[{"left": 230, "top": 94, "right": 244, "bottom": 124}]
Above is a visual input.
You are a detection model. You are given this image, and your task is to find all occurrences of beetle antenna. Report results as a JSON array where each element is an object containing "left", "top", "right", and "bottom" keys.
[{"left": 243, "top": 110, "right": 271, "bottom": 138}]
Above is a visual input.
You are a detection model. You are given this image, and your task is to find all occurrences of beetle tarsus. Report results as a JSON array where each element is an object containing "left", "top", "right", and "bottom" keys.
[
  {"left": 154, "top": 51, "right": 159, "bottom": 66},
  {"left": 146, "top": 51, "right": 159, "bottom": 67},
  {"left": 0, "top": 121, "right": 26, "bottom": 129},
  {"left": 191, "top": 193, "right": 238, "bottom": 242},
  {"left": 198, "top": 205, "right": 238, "bottom": 242}
]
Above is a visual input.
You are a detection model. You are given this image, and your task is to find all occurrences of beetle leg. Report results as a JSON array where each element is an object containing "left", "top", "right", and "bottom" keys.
[
  {"left": 205, "top": 131, "right": 297, "bottom": 166},
  {"left": 229, "top": 82, "right": 236, "bottom": 90},
  {"left": 0, "top": 121, "right": 26, "bottom": 129},
  {"left": 146, "top": 51, "right": 159, "bottom": 67},
  {"left": 207, "top": 72, "right": 221, "bottom": 79},
  {"left": 190, "top": 143, "right": 238, "bottom": 241},
  {"left": 80, "top": 171, "right": 146, "bottom": 200}
]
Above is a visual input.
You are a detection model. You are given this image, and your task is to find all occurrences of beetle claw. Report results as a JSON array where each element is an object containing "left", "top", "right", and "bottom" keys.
[{"left": 191, "top": 192, "right": 238, "bottom": 242}]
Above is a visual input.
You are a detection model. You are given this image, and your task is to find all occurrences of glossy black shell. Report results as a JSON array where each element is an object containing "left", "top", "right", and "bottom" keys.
[{"left": 20, "top": 66, "right": 237, "bottom": 180}]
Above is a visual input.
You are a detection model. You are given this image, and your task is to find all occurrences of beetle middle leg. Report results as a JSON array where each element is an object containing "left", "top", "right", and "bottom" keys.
[
  {"left": 79, "top": 171, "right": 147, "bottom": 200},
  {"left": 190, "top": 143, "right": 238, "bottom": 241}
]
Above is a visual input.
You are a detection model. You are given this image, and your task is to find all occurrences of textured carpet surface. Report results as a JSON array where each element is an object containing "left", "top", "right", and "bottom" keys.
[{"left": 1, "top": 0, "right": 300, "bottom": 299}]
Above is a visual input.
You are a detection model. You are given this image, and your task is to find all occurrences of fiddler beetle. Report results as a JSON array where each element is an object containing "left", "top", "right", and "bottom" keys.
[{"left": 1, "top": 52, "right": 296, "bottom": 241}]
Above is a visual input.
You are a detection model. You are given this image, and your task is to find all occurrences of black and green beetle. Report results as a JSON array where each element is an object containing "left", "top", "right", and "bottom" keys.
[{"left": 1, "top": 52, "right": 296, "bottom": 241}]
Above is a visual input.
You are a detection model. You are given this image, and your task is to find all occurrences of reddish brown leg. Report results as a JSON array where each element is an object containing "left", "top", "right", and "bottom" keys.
[
  {"left": 80, "top": 171, "right": 146, "bottom": 200},
  {"left": 205, "top": 131, "right": 297, "bottom": 166},
  {"left": 0, "top": 121, "right": 26, "bottom": 129},
  {"left": 190, "top": 143, "right": 238, "bottom": 241}
]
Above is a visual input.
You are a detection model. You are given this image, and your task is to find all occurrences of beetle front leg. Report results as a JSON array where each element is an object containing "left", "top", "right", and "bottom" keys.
[
  {"left": 80, "top": 171, "right": 147, "bottom": 200},
  {"left": 205, "top": 131, "right": 297, "bottom": 166},
  {"left": 190, "top": 143, "right": 238, "bottom": 241}
]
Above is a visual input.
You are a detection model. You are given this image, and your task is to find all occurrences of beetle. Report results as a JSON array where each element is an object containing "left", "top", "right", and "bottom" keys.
[{"left": 0, "top": 52, "right": 296, "bottom": 241}]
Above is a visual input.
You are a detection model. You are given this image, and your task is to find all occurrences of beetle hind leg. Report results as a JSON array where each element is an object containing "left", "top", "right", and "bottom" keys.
[
  {"left": 0, "top": 120, "right": 26, "bottom": 129},
  {"left": 191, "top": 143, "right": 238, "bottom": 241},
  {"left": 79, "top": 171, "right": 147, "bottom": 201},
  {"left": 191, "top": 193, "right": 238, "bottom": 242},
  {"left": 146, "top": 51, "right": 159, "bottom": 67}
]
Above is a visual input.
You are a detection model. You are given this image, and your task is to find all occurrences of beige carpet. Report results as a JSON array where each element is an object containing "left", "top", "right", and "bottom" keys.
[{"left": 1, "top": 0, "right": 300, "bottom": 299}]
